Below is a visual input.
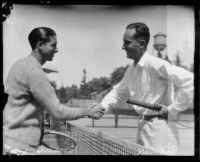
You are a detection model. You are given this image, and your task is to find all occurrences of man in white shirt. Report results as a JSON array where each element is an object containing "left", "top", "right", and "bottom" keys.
[{"left": 95, "top": 22, "right": 194, "bottom": 155}]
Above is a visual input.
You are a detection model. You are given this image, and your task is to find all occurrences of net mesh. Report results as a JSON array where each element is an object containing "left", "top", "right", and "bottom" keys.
[{"left": 63, "top": 122, "right": 161, "bottom": 155}]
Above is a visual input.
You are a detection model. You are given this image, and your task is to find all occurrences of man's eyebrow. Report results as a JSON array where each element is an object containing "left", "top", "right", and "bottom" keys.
[
  {"left": 52, "top": 42, "right": 57, "bottom": 45},
  {"left": 123, "top": 39, "right": 131, "bottom": 43}
]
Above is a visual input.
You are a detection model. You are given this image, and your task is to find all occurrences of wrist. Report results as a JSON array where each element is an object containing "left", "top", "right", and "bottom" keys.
[
  {"left": 100, "top": 103, "right": 108, "bottom": 113},
  {"left": 86, "top": 108, "right": 92, "bottom": 117},
  {"left": 167, "top": 105, "right": 179, "bottom": 115},
  {"left": 167, "top": 105, "right": 173, "bottom": 112}
]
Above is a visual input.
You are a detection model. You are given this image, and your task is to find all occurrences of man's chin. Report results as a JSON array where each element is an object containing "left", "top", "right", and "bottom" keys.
[
  {"left": 46, "top": 58, "right": 53, "bottom": 62},
  {"left": 49, "top": 56, "right": 54, "bottom": 61},
  {"left": 126, "top": 54, "right": 132, "bottom": 59}
]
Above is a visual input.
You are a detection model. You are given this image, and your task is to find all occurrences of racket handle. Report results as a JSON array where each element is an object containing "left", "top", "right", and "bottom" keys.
[{"left": 126, "top": 99, "right": 162, "bottom": 111}]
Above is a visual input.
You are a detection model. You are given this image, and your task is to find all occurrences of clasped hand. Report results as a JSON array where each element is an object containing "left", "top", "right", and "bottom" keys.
[
  {"left": 88, "top": 103, "right": 105, "bottom": 120},
  {"left": 157, "top": 104, "right": 168, "bottom": 115}
]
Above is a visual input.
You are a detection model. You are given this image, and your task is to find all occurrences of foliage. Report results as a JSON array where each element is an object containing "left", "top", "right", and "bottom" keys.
[
  {"left": 79, "top": 69, "right": 91, "bottom": 99},
  {"left": 164, "top": 54, "right": 171, "bottom": 64},
  {"left": 88, "top": 77, "right": 111, "bottom": 93},
  {"left": 79, "top": 83, "right": 91, "bottom": 99},
  {"left": 110, "top": 65, "right": 129, "bottom": 85},
  {"left": 57, "top": 84, "right": 68, "bottom": 103},
  {"left": 65, "top": 85, "right": 79, "bottom": 100},
  {"left": 173, "top": 51, "right": 182, "bottom": 67}
]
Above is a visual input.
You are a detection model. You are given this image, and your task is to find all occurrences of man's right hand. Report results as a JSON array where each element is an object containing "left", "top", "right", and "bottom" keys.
[{"left": 87, "top": 103, "right": 105, "bottom": 120}]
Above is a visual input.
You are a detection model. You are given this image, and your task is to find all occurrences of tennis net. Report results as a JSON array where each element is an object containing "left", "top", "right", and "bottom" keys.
[{"left": 64, "top": 122, "right": 161, "bottom": 155}]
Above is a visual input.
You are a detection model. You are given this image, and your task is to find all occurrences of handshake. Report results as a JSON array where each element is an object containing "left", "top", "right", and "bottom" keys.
[{"left": 87, "top": 103, "right": 105, "bottom": 120}]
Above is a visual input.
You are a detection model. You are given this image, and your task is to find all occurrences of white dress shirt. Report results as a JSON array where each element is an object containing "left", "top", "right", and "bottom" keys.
[{"left": 101, "top": 51, "right": 193, "bottom": 116}]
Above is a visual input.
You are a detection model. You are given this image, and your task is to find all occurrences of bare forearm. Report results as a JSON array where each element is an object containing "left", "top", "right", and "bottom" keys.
[{"left": 50, "top": 105, "right": 90, "bottom": 121}]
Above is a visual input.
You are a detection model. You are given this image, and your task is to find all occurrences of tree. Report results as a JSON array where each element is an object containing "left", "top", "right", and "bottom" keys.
[
  {"left": 65, "top": 84, "right": 79, "bottom": 100},
  {"left": 110, "top": 65, "right": 129, "bottom": 85},
  {"left": 88, "top": 77, "right": 111, "bottom": 93},
  {"left": 79, "top": 84, "right": 91, "bottom": 99},
  {"left": 173, "top": 51, "right": 182, "bottom": 67},
  {"left": 164, "top": 54, "right": 171, "bottom": 64},
  {"left": 57, "top": 83, "right": 68, "bottom": 103},
  {"left": 81, "top": 68, "right": 87, "bottom": 85},
  {"left": 79, "top": 69, "right": 91, "bottom": 99}
]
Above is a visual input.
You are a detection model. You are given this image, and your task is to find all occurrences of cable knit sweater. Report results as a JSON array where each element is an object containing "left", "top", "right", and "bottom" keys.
[{"left": 3, "top": 55, "right": 89, "bottom": 152}]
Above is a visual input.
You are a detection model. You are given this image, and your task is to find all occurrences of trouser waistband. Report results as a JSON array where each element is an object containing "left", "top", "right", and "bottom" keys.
[{"left": 143, "top": 114, "right": 168, "bottom": 121}]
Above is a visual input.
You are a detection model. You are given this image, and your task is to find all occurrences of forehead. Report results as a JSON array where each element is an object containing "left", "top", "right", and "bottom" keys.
[
  {"left": 48, "top": 35, "right": 57, "bottom": 44},
  {"left": 123, "top": 28, "right": 136, "bottom": 41}
]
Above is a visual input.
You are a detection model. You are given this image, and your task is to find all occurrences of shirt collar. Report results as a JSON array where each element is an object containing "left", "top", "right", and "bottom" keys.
[{"left": 137, "top": 51, "right": 149, "bottom": 68}]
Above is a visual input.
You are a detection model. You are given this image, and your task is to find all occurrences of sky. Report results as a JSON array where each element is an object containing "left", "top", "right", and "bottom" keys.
[{"left": 3, "top": 5, "right": 194, "bottom": 88}]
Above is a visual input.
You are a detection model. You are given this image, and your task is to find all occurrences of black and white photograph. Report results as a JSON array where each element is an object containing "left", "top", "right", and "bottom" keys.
[{"left": 2, "top": 2, "right": 198, "bottom": 159}]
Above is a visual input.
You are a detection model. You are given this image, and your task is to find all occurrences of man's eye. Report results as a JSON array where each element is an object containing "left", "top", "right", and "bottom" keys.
[{"left": 124, "top": 41, "right": 130, "bottom": 45}]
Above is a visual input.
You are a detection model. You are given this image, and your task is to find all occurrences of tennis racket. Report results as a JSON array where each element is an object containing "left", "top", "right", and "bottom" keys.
[
  {"left": 126, "top": 98, "right": 162, "bottom": 111},
  {"left": 41, "top": 130, "right": 76, "bottom": 152}
]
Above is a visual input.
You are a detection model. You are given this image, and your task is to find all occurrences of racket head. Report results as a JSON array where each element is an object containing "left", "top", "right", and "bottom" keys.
[{"left": 42, "top": 130, "right": 76, "bottom": 152}]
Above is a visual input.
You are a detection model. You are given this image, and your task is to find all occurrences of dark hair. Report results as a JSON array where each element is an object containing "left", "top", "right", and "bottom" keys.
[
  {"left": 28, "top": 27, "right": 56, "bottom": 49},
  {"left": 126, "top": 23, "right": 150, "bottom": 46}
]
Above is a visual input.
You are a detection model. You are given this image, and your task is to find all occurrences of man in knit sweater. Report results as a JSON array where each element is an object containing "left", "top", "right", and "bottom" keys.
[{"left": 3, "top": 27, "right": 105, "bottom": 155}]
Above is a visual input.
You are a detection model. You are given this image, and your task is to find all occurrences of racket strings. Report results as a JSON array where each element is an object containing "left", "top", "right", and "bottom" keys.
[{"left": 42, "top": 132, "right": 76, "bottom": 152}]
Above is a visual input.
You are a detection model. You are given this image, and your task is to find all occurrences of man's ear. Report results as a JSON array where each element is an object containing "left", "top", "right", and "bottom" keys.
[
  {"left": 36, "top": 41, "right": 43, "bottom": 49},
  {"left": 139, "top": 40, "right": 146, "bottom": 48}
]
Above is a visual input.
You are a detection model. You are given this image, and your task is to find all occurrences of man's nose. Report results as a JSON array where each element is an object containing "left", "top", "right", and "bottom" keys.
[
  {"left": 122, "top": 44, "right": 125, "bottom": 50},
  {"left": 54, "top": 47, "right": 58, "bottom": 53}
]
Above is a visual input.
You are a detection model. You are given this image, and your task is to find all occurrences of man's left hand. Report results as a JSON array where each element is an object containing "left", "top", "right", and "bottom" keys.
[{"left": 157, "top": 104, "right": 168, "bottom": 115}]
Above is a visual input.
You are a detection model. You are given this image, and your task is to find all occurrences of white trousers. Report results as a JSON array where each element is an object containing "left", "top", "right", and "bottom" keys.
[{"left": 137, "top": 117, "right": 178, "bottom": 155}]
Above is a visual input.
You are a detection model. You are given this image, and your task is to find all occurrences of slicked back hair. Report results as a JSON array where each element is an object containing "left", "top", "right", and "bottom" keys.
[
  {"left": 28, "top": 27, "right": 56, "bottom": 49},
  {"left": 126, "top": 23, "right": 150, "bottom": 47}
]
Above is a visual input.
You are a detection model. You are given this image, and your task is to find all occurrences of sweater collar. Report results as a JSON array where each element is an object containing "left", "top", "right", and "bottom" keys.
[{"left": 29, "top": 54, "right": 43, "bottom": 69}]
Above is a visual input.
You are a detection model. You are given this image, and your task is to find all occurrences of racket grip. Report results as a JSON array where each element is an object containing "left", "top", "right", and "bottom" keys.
[
  {"left": 153, "top": 104, "right": 162, "bottom": 111},
  {"left": 126, "top": 99, "right": 162, "bottom": 111}
]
